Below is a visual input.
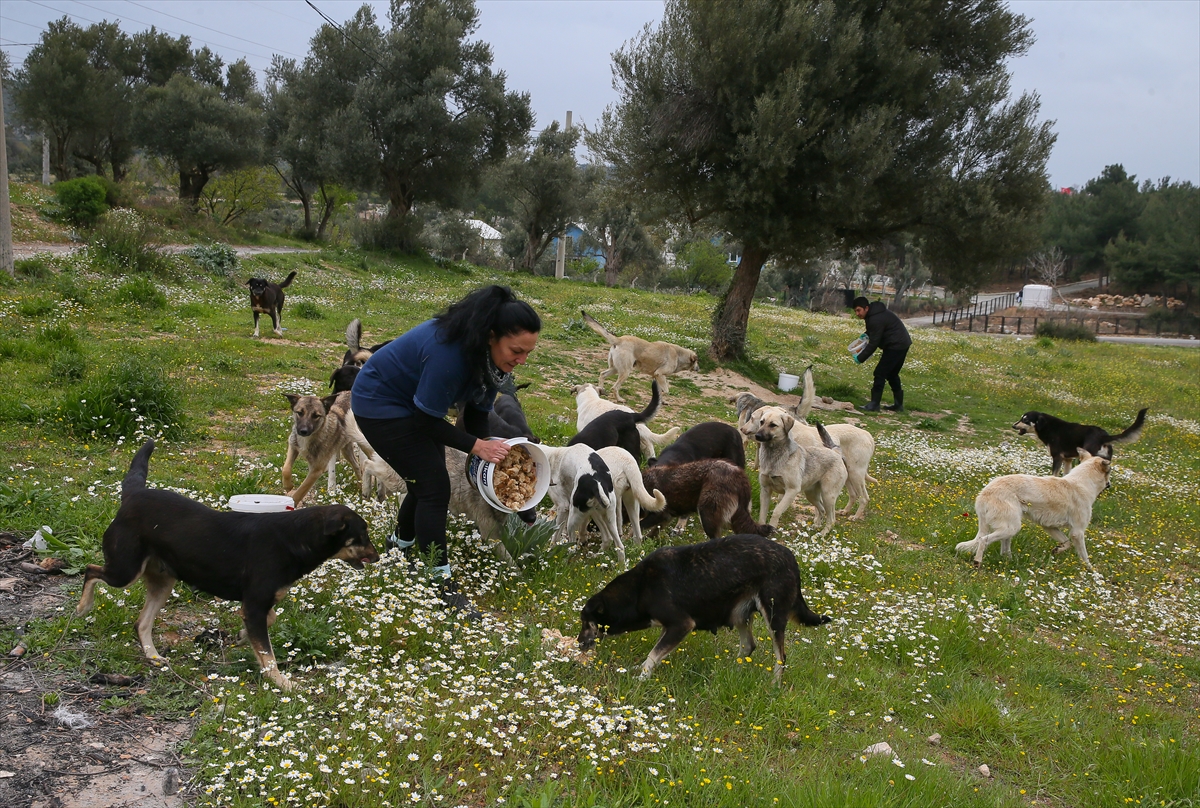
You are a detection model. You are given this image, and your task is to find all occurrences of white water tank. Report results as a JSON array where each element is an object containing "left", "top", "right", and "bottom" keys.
[{"left": 1020, "top": 284, "right": 1052, "bottom": 308}]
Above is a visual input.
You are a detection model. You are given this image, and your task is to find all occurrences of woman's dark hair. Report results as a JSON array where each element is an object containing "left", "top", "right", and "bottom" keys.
[{"left": 435, "top": 285, "right": 541, "bottom": 372}]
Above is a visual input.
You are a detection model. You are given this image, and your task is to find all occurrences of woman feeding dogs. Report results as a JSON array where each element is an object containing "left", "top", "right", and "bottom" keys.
[{"left": 352, "top": 285, "right": 540, "bottom": 614}]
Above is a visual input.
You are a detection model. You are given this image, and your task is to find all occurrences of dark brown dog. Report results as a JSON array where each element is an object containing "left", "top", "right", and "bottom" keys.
[
  {"left": 578, "top": 534, "right": 831, "bottom": 682},
  {"left": 639, "top": 459, "right": 772, "bottom": 539},
  {"left": 75, "top": 441, "right": 379, "bottom": 690},
  {"left": 247, "top": 270, "right": 296, "bottom": 337}
]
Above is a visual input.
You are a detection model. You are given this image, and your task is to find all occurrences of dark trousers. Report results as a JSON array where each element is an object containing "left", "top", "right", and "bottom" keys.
[
  {"left": 871, "top": 346, "right": 909, "bottom": 407},
  {"left": 355, "top": 415, "right": 452, "bottom": 568}
]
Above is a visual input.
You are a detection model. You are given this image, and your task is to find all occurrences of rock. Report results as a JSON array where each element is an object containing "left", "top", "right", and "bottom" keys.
[
  {"left": 927, "top": 733, "right": 941, "bottom": 745},
  {"left": 862, "top": 742, "right": 894, "bottom": 758},
  {"left": 163, "top": 767, "right": 181, "bottom": 796},
  {"left": 978, "top": 764, "right": 991, "bottom": 778}
]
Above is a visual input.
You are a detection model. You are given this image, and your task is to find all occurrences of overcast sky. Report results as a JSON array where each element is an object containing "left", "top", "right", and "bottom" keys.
[{"left": 2, "top": 0, "right": 1197, "bottom": 188}]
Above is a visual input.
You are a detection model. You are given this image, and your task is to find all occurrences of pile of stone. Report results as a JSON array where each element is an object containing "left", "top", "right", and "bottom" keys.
[{"left": 1067, "top": 293, "right": 1185, "bottom": 310}]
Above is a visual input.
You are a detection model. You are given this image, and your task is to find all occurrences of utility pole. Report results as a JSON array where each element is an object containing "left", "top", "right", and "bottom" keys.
[
  {"left": 0, "top": 73, "right": 14, "bottom": 277},
  {"left": 554, "top": 110, "right": 572, "bottom": 280},
  {"left": 42, "top": 134, "right": 50, "bottom": 185}
]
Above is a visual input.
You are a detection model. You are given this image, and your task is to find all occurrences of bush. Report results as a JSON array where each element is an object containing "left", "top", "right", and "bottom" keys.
[
  {"left": 291, "top": 300, "right": 324, "bottom": 320},
  {"left": 55, "top": 357, "right": 184, "bottom": 440},
  {"left": 37, "top": 323, "right": 82, "bottom": 352},
  {"left": 14, "top": 255, "right": 53, "bottom": 279},
  {"left": 49, "top": 349, "right": 87, "bottom": 384},
  {"left": 1035, "top": 320, "right": 1096, "bottom": 342},
  {"left": 54, "top": 176, "right": 109, "bottom": 226},
  {"left": 355, "top": 214, "right": 424, "bottom": 253},
  {"left": 17, "top": 297, "right": 57, "bottom": 318},
  {"left": 54, "top": 272, "right": 91, "bottom": 306},
  {"left": 89, "top": 209, "right": 175, "bottom": 276},
  {"left": 114, "top": 276, "right": 167, "bottom": 309},
  {"left": 185, "top": 242, "right": 240, "bottom": 278}
]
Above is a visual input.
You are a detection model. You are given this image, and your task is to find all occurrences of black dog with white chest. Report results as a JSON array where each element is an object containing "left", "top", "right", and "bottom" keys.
[
  {"left": 247, "top": 270, "right": 296, "bottom": 337},
  {"left": 648, "top": 421, "right": 745, "bottom": 468},
  {"left": 578, "top": 534, "right": 830, "bottom": 682},
  {"left": 75, "top": 440, "right": 379, "bottom": 690},
  {"left": 1014, "top": 407, "right": 1147, "bottom": 475},
  {"left": 569, "top": 381, "right": 660, "bottom": 464}
]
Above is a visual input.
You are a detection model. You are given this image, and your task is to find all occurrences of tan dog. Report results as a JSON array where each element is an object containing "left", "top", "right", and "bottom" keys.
[
  {"left": 746, "top": 407, "right": 848, "bottom": 534},
  {"left": 956, "top": 450, "right": 1111, "bottom": 571},
  {"left": 596, "top": 446, "right": 667, "bottom": 545},
  {"left": 573, "top": 383, "right": 680, "bottom": 460},
  {"left": 582, "top": 310, "right": 699, "bottom": 403},
  {"left": 282, "top": 392, "right": 374, "bottom": 506}
]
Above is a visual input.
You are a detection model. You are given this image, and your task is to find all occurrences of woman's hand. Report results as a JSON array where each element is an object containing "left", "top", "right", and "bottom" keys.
[{"left": 472, "top": 438, "right": 510, "bottom": 463}]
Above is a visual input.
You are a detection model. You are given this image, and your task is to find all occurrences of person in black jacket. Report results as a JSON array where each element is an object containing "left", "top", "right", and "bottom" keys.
[{"left": 852, "top": 296, "right": 912, "bottom": 412}]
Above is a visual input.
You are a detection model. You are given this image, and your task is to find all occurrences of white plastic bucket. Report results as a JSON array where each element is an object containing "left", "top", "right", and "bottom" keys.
[
  {"left": 467, "top": 437, "right": 551, "bottom": 513},
  {"left": 228, "top": 494, "right": 295, "bottom": 513},
  {"left": 848, "top": 334, "right": 869, "bottom": 356},
  {"left": 778, "top": 372, "right": 800, "bottom": 392}
]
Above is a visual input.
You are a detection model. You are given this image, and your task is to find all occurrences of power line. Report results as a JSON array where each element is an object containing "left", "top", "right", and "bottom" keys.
[
  {"left": 0, "top": 15, "right": 48, "bottom": 31},
  {"left": 303, "top": 0, "right": 382, "bottom": 68},
  {"left": 122, "top": 0, "right": 306, "bottom": 59}
]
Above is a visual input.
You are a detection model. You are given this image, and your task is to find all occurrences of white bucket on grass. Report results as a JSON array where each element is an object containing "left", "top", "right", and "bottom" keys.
[
  {"left": 228, "top": 494, "right": 295, "bottom": 513},
  {"left": 467, "top": 437, "right": 551, "bottom": 513},
  {"left": 777, "top": 372, "right": 800, "bottom": 392}
]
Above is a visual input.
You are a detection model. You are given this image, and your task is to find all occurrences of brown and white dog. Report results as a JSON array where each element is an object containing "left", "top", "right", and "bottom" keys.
[
  {"left": 581, "top": 310, "right": 699, "bottom": 403},
  {"left": 956, "top": 450, "right": 1111, "bottom": 571},
  {"left": 247, "top": 271, "right": 296, "bottom": 337},
  {"left": 282, "top": 391, "right": 375, "bottom": 506}
]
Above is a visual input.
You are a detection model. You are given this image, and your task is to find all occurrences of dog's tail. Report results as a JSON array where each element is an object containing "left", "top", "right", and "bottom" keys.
[
  {"left": 813, "top": 419, "right": 840, "bottom": 452},
  {"left": 345, "top": 318, "right": 362, "bottom": 353},
  {"left": 580, "top": 310, "right": 619, "bottom": 345},
  {"left": 280, "top": 271, "right": 297, "bottom": 288},
  {"left": 121, "top": 440, "right": 155, "bottom": 502},
  {"left": 633, "top": 381, "right": 661, "bottom": 424},
  {"left": 791, "top": 365, "right": 815, "bottom": 420},
  {"left": 631, "top": 475, "right": 667, "bottom": 512},
  {"left": 731, "top": 509, "right": 773, "bottom": 538},
  {"left": 1109, "top": 407, "right": 1148, "bottom": 445},
  {"left": 792, "top": 595, "right": 832, "bottom": 626}
]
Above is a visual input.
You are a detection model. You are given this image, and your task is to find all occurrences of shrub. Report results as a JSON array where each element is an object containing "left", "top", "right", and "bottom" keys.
[
  {"left": 49, "top": 349, "right": 87, "bottom": 384},
  {"left": 14, "top": 256, "right": 53, "bottom": 279},
  {"left": 1035, "top": 320, "right": 1096, "bottom": 342},
  {"left": 185, "top": 242, "right": 239, "bottom": 278},
  {"left": 17, "top": 297, "right": 57, "bottom": 318},
  {"left": 55, "top": 357, "right": 184, "bottom": 440},
  {"left": 89, "top": 209, "right": 175, "bottom": 276},
  {"left": 54, "top": 176, "right": 109, "bottom": 226},
  {"left": 291, "top": 300, "right": 324, "bottom": 320},
  {"left": 37, "top": 323, "right": 82, "bottom": 352},
  {"left": 499, "top": 513, "right": 558, "bottom": 569},
  {"left": 114, "top": 276, "right": 167, "bottom": 309},
  {"left": 355, "top": 214, "right": 424, "bottom": 253},
  {"left": 54, "top": 272, "right": 91, "bottom": 306}
]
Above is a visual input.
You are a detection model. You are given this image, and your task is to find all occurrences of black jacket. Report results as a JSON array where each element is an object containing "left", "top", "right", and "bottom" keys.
[{"left": 858, "top": 301, "right": 912, "bottom": 362}]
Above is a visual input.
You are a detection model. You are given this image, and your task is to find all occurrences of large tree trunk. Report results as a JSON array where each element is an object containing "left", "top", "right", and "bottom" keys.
[
  {"left": 51, "top": 132, "right": 72, "bottom": 181},
  {"left": 179, "top": 168, "right": 209, "bottom": 208},
  {"left": 710, "top": 244, "right": 770, "bottom": 361}
]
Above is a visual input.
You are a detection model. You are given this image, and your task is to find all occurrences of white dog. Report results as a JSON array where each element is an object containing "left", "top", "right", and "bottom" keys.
[
  {"left": 573, "top": 383, "right": 680, "bottom": 461},
  {"left": 956, "top": 450, "right": 1111, "bottom": 571},
  {"left": 540, "top": 444, "right": 628, "bottom": 567},
  {"left": 595, "top": 446, "right": 667, "bottom": 545},
  {"left": 745, "top": 406, "right": 848, "bottom": 534}
]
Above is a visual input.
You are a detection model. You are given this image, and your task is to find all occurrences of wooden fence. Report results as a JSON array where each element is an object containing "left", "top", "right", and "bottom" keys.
[{"left": 941, "top": 312, "right": 1195, "bottom": 337}]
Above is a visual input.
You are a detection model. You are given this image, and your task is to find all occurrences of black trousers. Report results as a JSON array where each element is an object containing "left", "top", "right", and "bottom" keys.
[
  {"left": 355, "top": 415, "right": 452, "bottom": 568},
  {"left": 871, "top": 345, "right": 909, "bottom": 407}
]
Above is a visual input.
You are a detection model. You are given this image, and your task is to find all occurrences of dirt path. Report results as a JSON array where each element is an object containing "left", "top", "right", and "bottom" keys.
[
  {"left": 13, "top": 242, "right": 318, "bottom": 260},
  {"left": 0, "top": 535, "right": 194, "bottom": 808}
]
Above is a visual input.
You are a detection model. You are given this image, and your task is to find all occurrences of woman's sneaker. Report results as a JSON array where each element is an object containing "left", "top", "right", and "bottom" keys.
[{"left": 438, "top": 579, "right": 482, "bottom": 622}]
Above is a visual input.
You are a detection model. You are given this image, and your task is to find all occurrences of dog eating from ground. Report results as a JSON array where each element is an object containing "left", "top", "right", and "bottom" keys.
[
  {"left": 595, "top": 446, "right": 667, "bottom": 545},
  {"left": 648, "top": 421, "right": 746, "bottom": 468},
  {"left": 578, "top": 534, "right": 831, "bottom": 682},
  {"left": 75, "top": 440, "right": 379, "bottom": 690},
  {"left": 282, "top": 391, "right": 375, "bottom": 506},
  {"left": 581, "top": 310, "right": 699, "bottom": 403},
  {"left": 639, "top": 459, "right": 772, "bottom": 540},
  {"left": 540, "top": 444, "right": 627, "bottom": 566},
  {"left": 955, "top": 449, "right": 1112, "bottom": 571},
  {"left": 247, "top": 271, "right": 296, "bottom": 337},
  {"left": 569, "top": 381, "right": 662, "bottom": 465},
  {"left": 573, "top": 382, "right": 679, "bottom": 461},
  {"left": 1013, "top": 408, "right": 1146, "bottom": 475},
  {"left": 746, "top": 408, "right": 848, "bottom": 534}
]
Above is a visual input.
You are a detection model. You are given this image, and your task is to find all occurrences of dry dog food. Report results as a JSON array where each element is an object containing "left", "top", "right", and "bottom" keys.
[{"left": 492, "top": 445, "right": 537, "bottom": 510}]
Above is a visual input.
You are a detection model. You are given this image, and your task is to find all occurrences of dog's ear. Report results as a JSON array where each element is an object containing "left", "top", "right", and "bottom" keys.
[
  {"left": 1098, "top": 444, "right": 1113, "bottom": 460},
  {"left": 245, "top": 278, "right": 254, "bottom": 287},
  {"left": 284, "top": 393, "right": 301, "bottom": 408},
  {"left": 321, "top": 394, "right": 340, "bottom": 413},
  {"left": 1077, "top": 448, "right": 1092, "bottom": 461},
  {"left": 779, "top": 411, "right": 795, "bottom": 434},
  {"left": 323, "top": 507, "right": 355, "bottom": 537}
]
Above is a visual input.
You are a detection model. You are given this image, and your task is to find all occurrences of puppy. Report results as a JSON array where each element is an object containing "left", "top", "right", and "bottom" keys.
[
  {"left": 582, "top": 310, "right": 699, "bottom": 403},
  {"left": 578, "top": 534, "right": 831, "bottom": 683},
  {"left": 639, "top": 459, "right": 772, "bottom": 540},
  {"left": 596, "top": 446, "right": 667, "bottom": 545},
  {"left": 1014, "top": 408, "right": 1146, "bottom": 475},
  {"left": 648, "top": 421, "right": 746, "bottom": 468},
  {"left": 282, "top": 391, "right": 375, "bottom": 506},
  {"left": 569, "top": 381, "right": 662, "bottom": 464},
  {"left": 747, "top": 408, "right": 848, "bottom": 534},
  {"left": 541, "top": 444, "right": 626, "bottom": 566},
  {"left": 342, "top": 318, "right": 393, "bottom": 367},
  {"left": 956, "top": 450, "right": 1111, "bottom": 570},
  {"left": 247, "top": 271, "right": 296, "bottom": 337},
  {"left": 75, "top": 441, "right": 379, "bottom": 690},
  {"left": 573, "top": 382, "right": 679, "bottom": 460}
]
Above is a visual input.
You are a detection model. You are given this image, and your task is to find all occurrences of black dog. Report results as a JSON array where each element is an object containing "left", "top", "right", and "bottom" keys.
[
  {"left": 568, "top": 381, "right": 660, "bottom": 464},
  {"left": 247, "top": 270, "right": 296, "bottom": 337},
  {"left": 578, "top": 534, "right": 830, "bottom": 682},
  {"left": 75, "top": 440, "right": 379, "bottom": 691},
  {"left": 329, "top": 364, "right": 361, "bottom": 394},
  {"left": 341, "top": 318, "right": 393, "bottom": 367},
  {"left": 1014, "top": 407, "right": 1147, "bottom": 475},
  {"left": 648, "top": 421, "right": 745, "bottom": 468}
]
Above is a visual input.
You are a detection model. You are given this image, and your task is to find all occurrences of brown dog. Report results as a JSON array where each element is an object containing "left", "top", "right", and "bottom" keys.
[
  {"left": 582, "top": 310, "right": 699, "bottom": 402},
  {"left": 639, "top": 459, "right": 772, "bottom": 540},
  {"left": 247, "top": 271, "right": 296, "bottom": 337},
  {"left": 282, "top": 391, "right": 375, "bottom": 506}
]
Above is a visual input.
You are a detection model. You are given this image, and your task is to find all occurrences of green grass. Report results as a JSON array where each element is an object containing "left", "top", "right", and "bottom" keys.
[{"left": 2, "top": 247, "right": 1197, "bottom": 808}]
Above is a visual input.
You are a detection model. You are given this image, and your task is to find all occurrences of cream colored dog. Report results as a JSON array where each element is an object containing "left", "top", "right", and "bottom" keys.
[
  {"left": 746, "top": 406, "right": 848, "bottom": 534},
  {"left": 955, "top": 450, "right": 1111, "bottom": 571},
  {"left": 582, "top": 310, "right": 699, "bottom": 403},
  {"left": 573, "top": 383, "right": 680, "bottom": 461},
  {"left": 596, "top": 446, "right": 667, "bottom": 545}
]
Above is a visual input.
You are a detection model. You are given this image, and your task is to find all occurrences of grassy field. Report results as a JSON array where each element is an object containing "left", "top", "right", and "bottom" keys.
[{"left": 2, "top": 246, "right": 1198, "bottom": 807}]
